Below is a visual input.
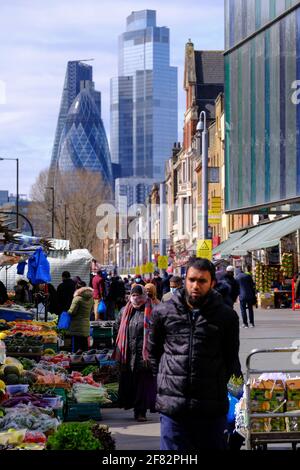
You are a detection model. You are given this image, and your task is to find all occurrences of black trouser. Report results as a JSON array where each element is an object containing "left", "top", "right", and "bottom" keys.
[
  {"left": 240, "top": 300, "right": 254, "bottom": 326},
  {"left": 72, "top": 336, "right": 89, "bottom": 352},
  {"left": 160, "top": 414, "right": 228, "bottom": 450}
]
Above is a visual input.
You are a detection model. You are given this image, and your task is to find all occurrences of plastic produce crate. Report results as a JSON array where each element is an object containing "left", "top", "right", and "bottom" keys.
[
  {"left": 65, "top": 402, "right": 102, "bottom": 421},
  {"left": 42, "top": 342, "right": 58, "bottom": 352},
  {"left": 92, "top": 327, "right": 113, "bottom": 339}
]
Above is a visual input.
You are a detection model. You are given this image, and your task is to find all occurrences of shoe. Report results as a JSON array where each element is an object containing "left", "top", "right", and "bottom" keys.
[
  {"left": 250, "top": 324, "right": 255, "bottom": 328},
  {"left": 136, "top": 415, "right": 147, "bottom": 422},
  {"left": 243, "top": 324, "right": 249, "bottom": 328}
]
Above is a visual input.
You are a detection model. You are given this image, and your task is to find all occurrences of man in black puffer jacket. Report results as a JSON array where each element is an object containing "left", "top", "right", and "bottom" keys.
[{"left": 148, "top": 257, "right": 240, "bottom": 451}]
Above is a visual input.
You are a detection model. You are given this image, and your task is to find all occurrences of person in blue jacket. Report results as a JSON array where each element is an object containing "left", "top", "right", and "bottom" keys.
[{"left": 235, "top": 269, "right": 256, "bottom": 328}]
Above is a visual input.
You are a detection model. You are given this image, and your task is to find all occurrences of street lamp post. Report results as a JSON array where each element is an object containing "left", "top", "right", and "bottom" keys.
[
  {"left": 196, "top": 111, "right": 209, "bottom": 240},
  {"left": 46, "top": 187, "right": 55, "bottom": 238},
  {"left": 0, "top": 157, "right": 19, "bottom": 229}
]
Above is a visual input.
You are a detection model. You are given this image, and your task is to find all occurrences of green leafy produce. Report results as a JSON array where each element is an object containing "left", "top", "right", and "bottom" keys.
[
  {"left": 47, "top": 422, "right": 102, "bottom": 450},
  {"left": 81, "top": 366, "right": 99, "bottom": 376},
  {"left": 91, "top": 424, "right": 115, "bottom": 451}
]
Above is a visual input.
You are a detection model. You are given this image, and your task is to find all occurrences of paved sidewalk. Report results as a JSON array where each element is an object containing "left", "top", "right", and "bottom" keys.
[{"left": 102, "top": 307, "right": 300, "bottom": 450}]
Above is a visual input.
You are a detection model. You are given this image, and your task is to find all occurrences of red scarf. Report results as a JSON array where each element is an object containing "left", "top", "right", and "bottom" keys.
[{"left": 113, "top": 299, "right": 153, "bottom": 364}]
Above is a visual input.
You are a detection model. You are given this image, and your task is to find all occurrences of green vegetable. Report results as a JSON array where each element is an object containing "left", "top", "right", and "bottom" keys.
[
  {"left": 81, "top": 366, "right": 99, "bottom": 376},
  {"left": 47, "top": 422, "right": 102, "bottom": 450},
  {"left": 5, "top": 373, "right": 20, "bottom": 385},
  {"left": 4, "top": 366, "right": 20, "bottom": 377}
]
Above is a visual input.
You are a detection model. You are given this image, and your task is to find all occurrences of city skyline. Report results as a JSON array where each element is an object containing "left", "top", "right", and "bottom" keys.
[{"left": 0, "top": 0, "right": 224, "bottom": 195}]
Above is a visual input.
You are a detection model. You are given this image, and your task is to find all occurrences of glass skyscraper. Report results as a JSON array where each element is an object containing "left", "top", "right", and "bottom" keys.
[
  {"left": 50, "top": 61, "right": 112, "bottom": 188},
  {"left": 57, "top": 81, "right": 113, "bottom": 187},
  {"left": 111, "top": 10, "right": 178, "bottom": 191},
  {"left": 50, "top": 61, "right": 93, "bottom": 171}
]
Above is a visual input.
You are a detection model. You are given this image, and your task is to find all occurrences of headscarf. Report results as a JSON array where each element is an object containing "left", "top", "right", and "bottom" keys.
[
  {"left": 112, "top": 285, "right": 153, "bottom": 364},
  {"left": 145, "top": 283, "right": 160, "bottom": 305}
]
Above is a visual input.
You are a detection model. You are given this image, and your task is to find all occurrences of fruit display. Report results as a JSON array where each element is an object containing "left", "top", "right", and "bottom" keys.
[
  {"left": 3, "top": 334, "right": 43, "bottom": 354},
  {"left": 254, "top": 263, "right": 281, "bottom": 293},
  {"left": 281, "top": 253, "right": 294, "bottom": 278}
]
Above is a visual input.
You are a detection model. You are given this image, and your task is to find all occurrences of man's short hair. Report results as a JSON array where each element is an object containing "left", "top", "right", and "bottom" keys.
[
  {"left": 186, "top": 257, "right": 216, "bottom": 281},
  {"left": 170, "top": 276, "right": 182, "bottom": 285},
  {"left": 62, "top": 271, "right": 71, "bottom": 279},
  {"left": 97, "top": 270, "right": 102, "bottom": 275}
]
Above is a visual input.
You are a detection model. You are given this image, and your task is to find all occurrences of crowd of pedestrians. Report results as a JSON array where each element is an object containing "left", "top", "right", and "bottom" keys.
[{"left": 2, "top": 257, "right": 261, "bottom": 450}]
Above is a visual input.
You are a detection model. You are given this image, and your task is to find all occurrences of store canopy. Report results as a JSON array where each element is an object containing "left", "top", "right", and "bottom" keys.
[
  {"left": 212, "top": 229, "right": 247, "bottom": 258},
  {"left": 231, "top": 215, "right": 300, "bottom": 256}
]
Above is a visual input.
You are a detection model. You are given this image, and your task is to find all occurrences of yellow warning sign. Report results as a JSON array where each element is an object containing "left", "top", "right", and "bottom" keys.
[
  {"left": 146, "top": 262, "right": 154, "bottom": 273},
  {"left": 157, "top": 256, "right": 168, "bottom": 270},
  {"left": 135, "top": 266, "right": 141, "bottom": 275},
  {"left": 196, "top": 240, "right": 212, "bottom": 260},
  {"left": 142, "top": 264, "right": 147, "bottom": 275}
]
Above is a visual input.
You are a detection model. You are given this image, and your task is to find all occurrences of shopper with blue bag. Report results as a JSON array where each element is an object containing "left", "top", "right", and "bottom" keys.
[
  {"left": 66, "top": 286, "right": 94, "bottom": 352},
  {"left": 98, "top": 298, "right": 107, "bottom": 320}
]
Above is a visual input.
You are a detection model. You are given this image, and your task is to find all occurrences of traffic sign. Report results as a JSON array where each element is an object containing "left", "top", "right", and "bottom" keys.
[
  {"left": 158, "top": 255, "right": 168, "bottom": 269},
  {"left": 196, "top": 240, "right": 212, "bottom": 260}
]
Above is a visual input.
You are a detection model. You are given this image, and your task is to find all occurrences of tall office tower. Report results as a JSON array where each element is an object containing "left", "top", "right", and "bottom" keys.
[
  {"left": 50, "top": 61, "right": 93, "bottom": 171},
  {"left": 57, "top": 80, "right": 113, "bottom": 187},
  {"left": 111, "top": 10, "right": 178, "bottom": 205}
]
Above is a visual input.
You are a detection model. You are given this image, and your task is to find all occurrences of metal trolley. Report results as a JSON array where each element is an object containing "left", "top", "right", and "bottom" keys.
[{"left": 245, "top": 347, "right": 300, "bottom": 450}]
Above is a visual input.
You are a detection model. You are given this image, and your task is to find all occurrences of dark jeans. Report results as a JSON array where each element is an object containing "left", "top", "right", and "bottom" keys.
[
  {"left": 72, "top": 336, "right": 89, "bottom": 352},
  {"left": 160, "top": 414, "right": 228, "bottom": 451},
  {"left": 240, "top": 300, "right": 254, "bottom": 326}
]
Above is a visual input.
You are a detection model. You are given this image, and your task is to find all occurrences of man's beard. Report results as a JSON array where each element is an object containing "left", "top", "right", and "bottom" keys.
[{"left": 185, "top": 290, "right": 211, "bottom": 308}]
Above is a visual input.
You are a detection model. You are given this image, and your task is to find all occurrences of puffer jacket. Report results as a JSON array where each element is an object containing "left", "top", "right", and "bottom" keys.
[
  {"left": 68, "top": 287, "right": 93, "bottom": 337},
  {"left": 148, "top": 288, "right": 240, "bottom": 419}
]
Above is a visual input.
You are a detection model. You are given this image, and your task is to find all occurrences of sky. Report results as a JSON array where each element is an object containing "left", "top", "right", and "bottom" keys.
[{"left": 0, "top": 0, "right": 224, "bottom": 196}]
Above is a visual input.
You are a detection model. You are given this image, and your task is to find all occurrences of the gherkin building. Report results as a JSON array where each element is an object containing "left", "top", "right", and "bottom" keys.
[{"left": 56, "top": 80, "right": 113, "bottom": 187}]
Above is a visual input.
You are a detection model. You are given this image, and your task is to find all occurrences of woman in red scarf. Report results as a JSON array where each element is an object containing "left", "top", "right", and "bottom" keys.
[{"left": 113, "top": 284, "right": 156, "bottom": 422}]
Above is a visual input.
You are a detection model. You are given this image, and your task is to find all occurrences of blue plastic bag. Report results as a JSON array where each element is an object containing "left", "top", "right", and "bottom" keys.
[
  {"left": 227, "top": 392, "right": 238, "bottom": 424},
  {"left": 98, "top": 299, "right": 107, "bottom": 315},
  {"left": 57, "top": 311, "right": 71, "bottom": 330},
  {"left": 27, "top": 248, "right": 51, "bottom": 285}
]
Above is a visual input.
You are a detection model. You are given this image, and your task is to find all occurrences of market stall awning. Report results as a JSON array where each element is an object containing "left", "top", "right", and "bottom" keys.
[
  {"left": 212, "top": 229, "right": 247, "bottom": 258},
  {"left": 231, "top": 215, "right": 300, "bottom": 256}
]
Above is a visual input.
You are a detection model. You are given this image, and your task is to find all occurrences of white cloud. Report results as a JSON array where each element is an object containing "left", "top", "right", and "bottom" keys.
[{"left": 0, "top": 0, "right": 224, "bottom": 195}]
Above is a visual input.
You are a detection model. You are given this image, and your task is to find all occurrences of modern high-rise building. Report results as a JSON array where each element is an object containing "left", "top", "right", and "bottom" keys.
[
  {"left": 50, "top": 61, "right": 93, "bottom": 171},
  {"left": 50, "top": 61, "right": 112, "bottom": 188},
  {"left": 57, "top": 80, "right": 113, "bottom": 186},
  {"left": 111, "top": 10, "right": 178, "bottom": 205},
  {"left": 225, "top": 0, "right": 300, "bottom": 214}
]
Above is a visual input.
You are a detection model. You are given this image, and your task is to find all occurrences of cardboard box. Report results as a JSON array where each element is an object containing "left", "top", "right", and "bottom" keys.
[
  {"left": 286, "top": 400, "right": 300, "bottom": 411},
  {"left": 286, "top": 379, "right": 300, "bottom": 401},
  {"left": 258, "top": 293, "right": 275, "bottom": 309},
  {"left": 250, "top": 379, "right": 285, "bottom": 401},
  {"left": 251, "top": 400, "right": 285, "bottom": 413}
]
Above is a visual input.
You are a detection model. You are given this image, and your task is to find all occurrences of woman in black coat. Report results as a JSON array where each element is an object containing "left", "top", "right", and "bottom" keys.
[{"left": 113, "top": 285, "right": 156, "bottom": 422}]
